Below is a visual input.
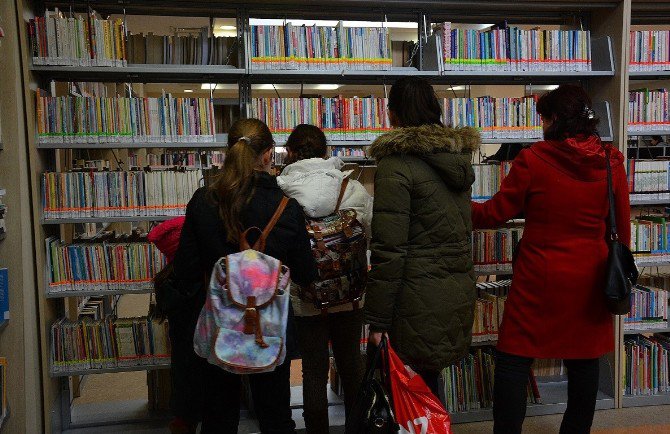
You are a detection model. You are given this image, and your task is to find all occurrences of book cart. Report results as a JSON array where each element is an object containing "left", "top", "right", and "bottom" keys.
[{"left": 12, "top": 0, "right": 664, "bottom": 432}]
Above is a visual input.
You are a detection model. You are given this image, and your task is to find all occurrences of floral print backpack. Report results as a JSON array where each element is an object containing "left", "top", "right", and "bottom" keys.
[{"left": 193, "top": 197, "right": 291, "bottom": 374}]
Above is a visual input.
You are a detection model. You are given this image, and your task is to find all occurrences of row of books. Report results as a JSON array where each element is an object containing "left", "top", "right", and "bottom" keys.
[
  {"left": 127, "top": 151, "right": 225, "bottom": 170},
  {"left": 472, "top": 227, "right": 524, "bottom": 270},
  {"left": 625, "top": 285, "right": 669, "bottom": 331},
  {"left": 126, "top": 30, "right": 237, "bottom": 66},
  {"left": 36, "top": 91, "right": 216, "bottom": 144},
  {"left": 330, "top": 148, "right": 366, "bottom": 158},
  {"left": 630, "top": 216, "right": 670, "bottom": 254},
  {"left": 42, "top": 169, "right": 202, "bottom": 219},
  {"left": 627, "top": 160, "right": 670, "bottom": 200},
  {"left": 45, "top": 235, "right": 166, "bottom": 293},
  {"left": 624, "top": 334, "right": 670, "bottom": 396},
  {"left": 30, "top": 9, "right": 126, "bottom": 67},
  {"left": 472, "top": 162, "right": 513, "bottom": 201},
  {"left": 441, "top": 347, "right": 542, "bottom": 413},
  {"left": 250, "top": 23, "right": 392, "bottom": 70},
  {"left": 628, "top": 89, "right": 670, "bottom": 131},
  {"left": 472, "top": 290, "right": 507, "bottom": 343},
  {"left": 250, "top": 97, "right": 391, "bottom": 142},
  {"left": 630, "top": 31, "right": 670, "bottom": 72},
  {"left": 434, "top": 23, "right": 592, "bottom": 72},
  {"left": 442, "top": 96, "right": 542, "bottom": 140},
  {"left": 51, "top": 316, "right": 170, "bottom": 374}
]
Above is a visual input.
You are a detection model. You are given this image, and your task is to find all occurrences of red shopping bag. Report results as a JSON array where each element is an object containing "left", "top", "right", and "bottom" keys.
[{"left": 386, "top": 343, "right": 452, "bottom": 434}]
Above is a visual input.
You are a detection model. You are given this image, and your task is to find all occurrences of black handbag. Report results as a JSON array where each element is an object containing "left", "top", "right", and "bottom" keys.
[
  {"left": 345, "top": 336, "right": 399, "bottom": 434},
  {"left": 603, "top": 146, "right": 639, "bottom": 315}
]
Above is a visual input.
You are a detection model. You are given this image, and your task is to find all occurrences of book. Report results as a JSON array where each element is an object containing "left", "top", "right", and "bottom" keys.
[
  {"left": 630, "top": 31, "right": 670, "bottom": 72},
  {"left": 0, "top": 269, "right": 8, "bottom": 322},
  {"left": 628, "top": 88, "right": 670, "bottom": 132}
]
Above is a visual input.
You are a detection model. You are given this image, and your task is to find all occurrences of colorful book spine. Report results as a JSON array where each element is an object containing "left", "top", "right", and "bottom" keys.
[
  {"left": 627, "top": 160, "right": 670, "bottom": 201},
  {"left": 50, "top": 316, "right": 170, "bottom": 373},
  {"left": 42, "top": 169, "right": 202, "bottom": 219},
  {"left": 435, "top": 23, "right": 591, "bottom": 72},
  {"left": 250, "top": 22, "right": 391, "bottom": 71},
  {"left": 628, "top": 88, "right": 670, "bottom": 131},
  {"left": 630, "top": 31, "right": 670, "bottom": 72},
  {"left": 472, "top": 227, "right": 524, "bottom": 273},
  {"left": 36, "top": 91, "right": 216, "bottom": 145},
  {"left": 624, "top": 334, "right": 670, "bottom": 396},
  {"left": 472, "top": 162, "right": 513, "bottom": 201},
  {"left": 625, "top": 285, "right": 669, "bottom": 331},
  {"left": 442, "top": 96, "right": 542, "bottom": 140},
  {"left": 45, "top": 237, "right": 166, "bottom": 293}
]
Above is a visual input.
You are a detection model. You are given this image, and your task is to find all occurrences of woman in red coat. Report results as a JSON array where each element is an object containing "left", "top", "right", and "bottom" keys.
[{"left": 472, "top": 84, "right": 630, "bottom": 434}]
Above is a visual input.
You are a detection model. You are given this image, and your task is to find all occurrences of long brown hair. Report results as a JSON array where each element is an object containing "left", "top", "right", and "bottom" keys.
[{"left": 212, "top": 119, "right": 273, "bottom": 242}]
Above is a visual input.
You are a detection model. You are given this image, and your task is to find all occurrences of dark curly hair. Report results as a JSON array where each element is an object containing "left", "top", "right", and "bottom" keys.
[
  {"left": 284, "top": 124, "right": 328, "bottom": 165},
  {"left": 536, "top": 84, "right": 599, "bottom": 141}
]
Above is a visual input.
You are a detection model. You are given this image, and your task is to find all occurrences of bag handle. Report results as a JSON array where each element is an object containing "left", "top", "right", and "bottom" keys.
[
  {"left": 240, "top": 196, "right": 290, "bottom": 252},
  {"left": 334, "top": 178, "right": 349, "bottom": 213},
  {"left": 604, "top": 146, "right": 618, "bottom": 242}
]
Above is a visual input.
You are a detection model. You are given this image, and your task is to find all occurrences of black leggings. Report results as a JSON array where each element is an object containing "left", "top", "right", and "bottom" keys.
[{"left": 493, "top": 351, "right": 599, "bottom": 434}]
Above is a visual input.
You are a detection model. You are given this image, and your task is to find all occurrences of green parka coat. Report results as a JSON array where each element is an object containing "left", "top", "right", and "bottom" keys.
[{"left": 364, "top": 124, "right": 480, "bottom": 372}]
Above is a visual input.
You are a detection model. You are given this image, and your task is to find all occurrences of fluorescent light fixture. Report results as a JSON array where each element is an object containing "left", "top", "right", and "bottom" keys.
[
  {"left": 546, "top": 85, "right": 560, "bottom": 91},
  {"left": 315, "top": 84, "right": 340, "bottom": 90},
  {"left": 184, "top": 89, "right": 194, "bottom": 93},
  {"left": 250, "top": 18, "right": 417, "bottom": 29},
  {"left": 201, "top": 83, "right": 216, "bottom": 90},
  {"left": 219, "top": 25, "right": 236, "bottom": 30},
  {"left": 200, "top": 83, "right": 238, "bottom": 90}
]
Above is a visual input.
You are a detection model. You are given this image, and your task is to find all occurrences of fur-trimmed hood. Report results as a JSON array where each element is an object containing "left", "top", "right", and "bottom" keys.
[
  {"left": 370, "top": 124, "right": 480, "bottom": 192},
  {"left": 370, "top": 124, "right": 481, "bottom": 160}
]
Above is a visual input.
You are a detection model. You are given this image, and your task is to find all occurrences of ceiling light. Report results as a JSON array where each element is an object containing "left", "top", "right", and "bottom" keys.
[
  {"left": 249, "top": 18, "right": 418, "bottom": 29},
  {"left": 314, "top": 84, "right": 340, "bottom": 90},
  {"left": 184, "top": 89, "right": 194, "bottom": 93},
  {"left": 200, "top": 84, "right": 238, "bottom": 90},
  {"left": 219, "top": 25, "right": 236, "bottom": 30},
  {"left": 201, "top": 83, "right": 216, "bottom": 90}
]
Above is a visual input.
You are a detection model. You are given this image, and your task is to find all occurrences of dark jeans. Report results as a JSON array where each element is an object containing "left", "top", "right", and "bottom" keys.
[
  {"left": 493, "top": 351, "right": 600, "bottom": 434},
  {"left": 295, "top": 310, "right": 364, "bottom": 434},
  {"left": 196, "top": 355, "right": 296, "bottom": 434}
]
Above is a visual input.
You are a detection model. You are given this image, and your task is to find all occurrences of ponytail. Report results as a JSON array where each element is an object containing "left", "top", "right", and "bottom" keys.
[{"left": 211, "top": 119, "right": 274, "bottom": 242}]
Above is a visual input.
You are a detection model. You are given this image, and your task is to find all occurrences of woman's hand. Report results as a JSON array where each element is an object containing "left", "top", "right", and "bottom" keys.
[{"left": 368, "top": 331, "right": 387, "bottom": 347}]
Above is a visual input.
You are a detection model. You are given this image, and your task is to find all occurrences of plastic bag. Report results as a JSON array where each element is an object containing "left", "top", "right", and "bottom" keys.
[{"left": 386, "top": 343, "right": 452, "bottom": 434}]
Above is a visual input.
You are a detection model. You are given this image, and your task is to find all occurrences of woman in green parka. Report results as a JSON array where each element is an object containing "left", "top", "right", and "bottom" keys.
[{"left": 365, "top": 77, "right": 480, "bottom": 394}]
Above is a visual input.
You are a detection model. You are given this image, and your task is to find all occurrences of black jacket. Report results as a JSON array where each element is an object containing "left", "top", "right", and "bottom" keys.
[{"left": 169, "top": 171, "right": 318, "bottom": 356}]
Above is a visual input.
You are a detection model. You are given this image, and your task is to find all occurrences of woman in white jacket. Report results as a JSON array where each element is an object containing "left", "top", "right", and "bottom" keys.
[{"left": 277, "top": 124, "right": 372, "bottom": 433}]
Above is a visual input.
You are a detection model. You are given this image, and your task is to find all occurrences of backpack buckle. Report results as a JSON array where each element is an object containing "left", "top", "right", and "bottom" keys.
[{"left": 243, "top": 297, "right": 268, "bottom": 348}]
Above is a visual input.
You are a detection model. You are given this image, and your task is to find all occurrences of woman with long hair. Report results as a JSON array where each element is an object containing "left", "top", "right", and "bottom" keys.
[
  {"left": 364, "top": 76, "right": 480, "bottom": 394},
  {"left": 472, "top": 84, "right": 630, "bottom": 433},
  {"left": 166, "top": 119, "right": 317, "bottom": 433}
]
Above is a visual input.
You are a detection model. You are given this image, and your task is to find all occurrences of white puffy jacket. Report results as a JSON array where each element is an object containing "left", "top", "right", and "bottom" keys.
[{"left": 277, "top": 157, "right": 373, "bottom": 316}]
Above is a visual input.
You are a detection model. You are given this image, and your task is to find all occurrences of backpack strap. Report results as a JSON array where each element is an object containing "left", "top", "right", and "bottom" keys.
[
  {"left": 240, "top": 196, "right": 290, "bottom": 252},
  {"left": 334, "top": 178, "right": 349, "bottom": 213}
]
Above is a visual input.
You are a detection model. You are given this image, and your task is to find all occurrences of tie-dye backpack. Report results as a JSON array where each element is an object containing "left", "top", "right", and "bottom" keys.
[{"left": 193, "top": 197, "right": 291, "bottom": 374}]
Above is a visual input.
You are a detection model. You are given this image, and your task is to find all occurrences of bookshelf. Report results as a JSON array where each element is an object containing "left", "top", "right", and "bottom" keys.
[
  {"left": 49, "top": 362, "right": 170, "bottom": 378},
  {"left": 8, "top": 0, "right": 646, "bottom": 431}
]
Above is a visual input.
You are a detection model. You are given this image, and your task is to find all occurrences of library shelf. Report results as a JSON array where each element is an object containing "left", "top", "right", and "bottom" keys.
[
  {"left": 49, "top": 361, "right": 171, "bottom": 378},
  {"left": 628, "top": 128, "right": 670, "bottom": 137},
  {"left": 622, "top": 394, "right": 670, "bottom": 408},
  {"left": 475, "top": 265, "right": 512, "bottom": 276},
  {"left": 623, "top": 326, "right": 670, "bottom": 335},
  {"left": 36, "top": 134, "right": 229, "bottom": 150},
  {"left": 41, "top": 215, "right": 182, "bottom": 225},
  {"left": 450, "top": 380, "right": 614, "bottom": 424},
  {"left": 248, "top": 67, "right": 439, "bottom": 83},
  {"left": 629, "top": 71, "right": 670, "bottom": 80},
  {"left": 29, "top": 64, "right": 245, "bottom": 83},
  {"left": 635, "top": 257, "right": 670, "bottom": 268},
  {"left": 630, "top": 197, "right": 670, "bottom": 206},
  {"left": 46, "top": 288, "right": 154, "bottom": 299}
]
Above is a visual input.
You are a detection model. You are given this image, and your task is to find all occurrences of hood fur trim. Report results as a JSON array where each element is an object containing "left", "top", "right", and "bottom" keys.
[{"left": 370, "top": 125, "right": 481, "bottom": 160}]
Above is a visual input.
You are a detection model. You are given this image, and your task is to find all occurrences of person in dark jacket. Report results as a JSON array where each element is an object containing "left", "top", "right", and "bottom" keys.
[
  {"left": 365, "top": 76, "right": 480, "bottom": 395},
  {"left": 167, "top": 119, "right": 318, "bottom": 433},
  {"left": 472, "top": 85, "right": 630, "bottom": 434}
]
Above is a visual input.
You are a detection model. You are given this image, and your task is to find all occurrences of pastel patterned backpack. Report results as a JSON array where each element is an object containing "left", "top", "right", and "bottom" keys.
[
  {"left": 299, "top": 179, "right": 368, "bottom": 313},
  {"left": 193, "top": 197, "right": 291, "bottom": 374}
]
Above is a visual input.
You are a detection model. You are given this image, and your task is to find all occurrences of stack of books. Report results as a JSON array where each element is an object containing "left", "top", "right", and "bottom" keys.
[
  {"left": 251, "top": 97, "right": 391, "bottom": 142},
  {"left": 45, "top": 235, "right": 166, "bottom": 294},
  {"left": 625, "top": 285, "right": 669, "bottom": 331},
  {"left": 41, "top": 169, "right": 202, "bottom": 220},
  {"left": 472, "top": 163, "right": 513, "bottom": 202},
  {"left": 50, "top": 316, "right": 170, "bottom": 374},
  {"left": 442, "top": 96, "right": 542, "bottom": 140},
  {"left": 250, "top": 22, "right": 392, "bottom": 70},
  {"left": 434, "top": 23, "right": 592, "bottom": 72},
  {"left": 36, "top": 90, "right": 216, "bottom": 144},
  {"left": 30, "top": 9, "right": 127, "bottom": 67},
  {"left": 624, "top": 334, "right": 670, "bottom": 396},
  {"left": 628, "top": 88, "right": 670, "bottom": 132},
  {"left": 472, "top": 228, "right": 524, "bottom": 273},
  {"left": 630, "top": 31, "right": 670, "bottom": 72}
]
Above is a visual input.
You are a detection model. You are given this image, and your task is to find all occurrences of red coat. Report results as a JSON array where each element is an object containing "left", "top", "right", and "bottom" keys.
[{"left": 472, "top": 136, "right": 630, "bottom": 359}]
